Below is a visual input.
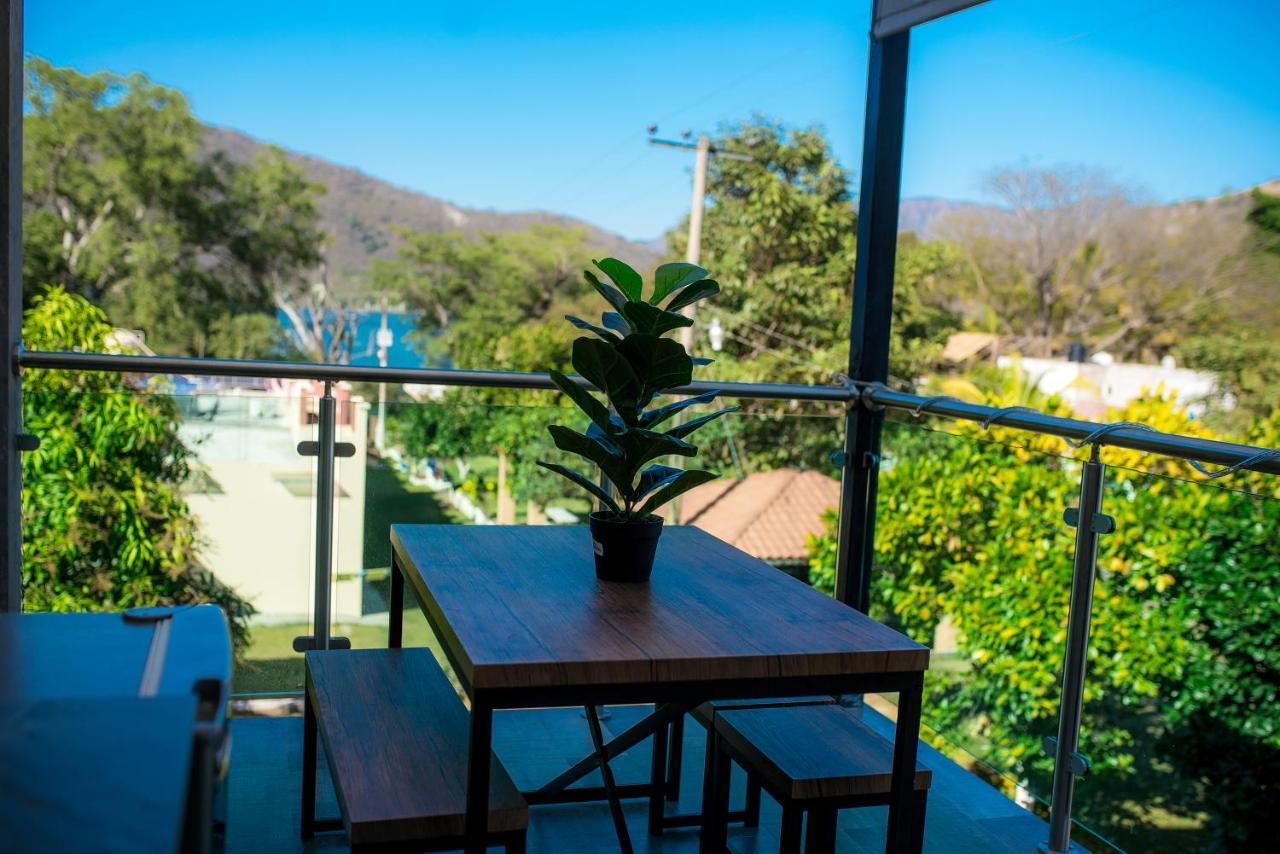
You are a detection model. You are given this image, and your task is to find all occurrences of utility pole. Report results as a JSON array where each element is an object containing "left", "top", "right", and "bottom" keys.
[
  {"left": 648, "top": 130, "right": 751, "bottom": 352},
  {"left": 649, "top": 129, "right": 752, "bottom": 523},
  {"left": 374, "top": 298, "right": 392, "bottom": 452}
]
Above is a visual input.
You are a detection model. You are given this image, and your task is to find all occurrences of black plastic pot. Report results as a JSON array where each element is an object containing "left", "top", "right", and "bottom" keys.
[{"left": 588, "top": 511, "right": 663, "bottom": 583}]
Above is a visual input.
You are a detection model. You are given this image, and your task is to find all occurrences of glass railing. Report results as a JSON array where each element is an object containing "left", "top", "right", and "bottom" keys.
[
  {"left": 21, "top": 382, "right": 338, "bottom": 697},
  {"left": 870, "top": 413, "right": 1280, "bottom": 852}
]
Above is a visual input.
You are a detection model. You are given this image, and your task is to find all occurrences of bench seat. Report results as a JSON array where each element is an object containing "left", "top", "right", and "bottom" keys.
[
  {"left": 302, "top": 648, "right": 528, "bottom": 852},
  {"left": 716, "top": 704, "right": 931, "bottom": 801},
  {"left": 706, "top": 704, "right": 930, "bottom": 853}
]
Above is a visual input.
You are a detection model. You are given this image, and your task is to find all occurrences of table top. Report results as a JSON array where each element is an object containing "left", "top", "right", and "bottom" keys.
[{"left": 391, "top": 525, "right": 928, "bottom": 692}]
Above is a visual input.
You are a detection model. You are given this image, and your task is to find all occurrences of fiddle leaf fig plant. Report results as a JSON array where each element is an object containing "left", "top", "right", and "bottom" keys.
[{"left": 537, "top": 258, "right": 737, "bottom": 520}]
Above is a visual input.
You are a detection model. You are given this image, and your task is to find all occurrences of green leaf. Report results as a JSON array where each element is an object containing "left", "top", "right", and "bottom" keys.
[
  {"left": 636, "top": 469, "right": 719, "bottom": 517},
  {"left": 566, "top": 315, "right": 621, "bottom": 342},
  {"left": 620, "top": 300, "right": 694, "bottom": 337},
  {"left": 536, "top": 461, "right": 620, "bottom": 514},
  {"left": 584, "top": 270, "right": 629, "bottom": 313},
  {"left": 615, "top": 334, "right": 693, "bottom": 407},
  {"left": 547, "top": 425, "right": 629, "bottom": 488},
  {"left": 650, "top": 262, "right": 708, "bottom": 304},
  {"left": 665, "top": 406, "right": 739, "bottom": 439},
  {"left": 613, "top": 428, "right": 697, "bottom": 473},
  {"left": 595, "top": 257, "right": 644, "bottom": 302},
  {"left": 572, "top": 336, "right": 642, "bottom": 420},
  {"left": 634, "top": 464, "right": 684, "bottom": 502},
  {"left": 602, "top": 312, "right": 632, "bottom": 336},
  {"left": 549, "top": 369, "right": 615, "bottom": 435},
  {"left": 639, "top": 390, "right": 720, "bottom": 428},
  {"left": 665, "top": 279, "right": 721, "bottom": 312}
]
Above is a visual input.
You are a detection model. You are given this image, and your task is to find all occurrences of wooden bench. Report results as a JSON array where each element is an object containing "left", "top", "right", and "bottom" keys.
[
  {"left": 301, "top": 648, "right": 529, "bottom": 853},
  {"left": 704, "top": 704, "right": 931, "bottom": 853},
  {"left": 648, "top": 696, "right": 835, "bottom": 835}
]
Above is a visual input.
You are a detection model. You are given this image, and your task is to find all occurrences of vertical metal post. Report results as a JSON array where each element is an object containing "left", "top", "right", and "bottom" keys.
[
  {"left": 312, "top": 381, "right": 337, "bottom": 650},
  {"left": 834, "top": 29, "right": 910, "bottom": 612},
  {"left": 1042, "top": 446, "right": 1108, "bottom": 853},
  {"left": 0, "top": 0, "right": 22, "bottom": 613}
]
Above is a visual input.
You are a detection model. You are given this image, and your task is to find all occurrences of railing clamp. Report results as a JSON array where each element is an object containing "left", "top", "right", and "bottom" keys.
[
  {"left": 829, "top": 450, "right": 847, "bottom": 468},
  {"left": 1062, "top": 506, "right": 1114, "bottom": 534},
  {"left": 863, "top": 451, "right": 880, "bottom": 471},
  {"left": 1042, "top": 737, "right": 1091, "bottom": 777},
  {"left": 291, "top": 635, "right": 352, "bottom": 652},
  {"left": 297, "top": 440, "right": 356, "bottom": 458},
  {"left": 15, "top": 433, "right": 40, "bottom": 452}
]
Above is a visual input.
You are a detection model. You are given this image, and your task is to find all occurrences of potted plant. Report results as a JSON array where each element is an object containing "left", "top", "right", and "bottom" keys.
[{"left": 537, "top": 258, "right": 736, "bottom": 582}]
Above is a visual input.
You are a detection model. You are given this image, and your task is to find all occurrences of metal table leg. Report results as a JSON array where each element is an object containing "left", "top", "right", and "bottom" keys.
[
  {"left": 885, "top": 673, "right": 923, "bottom": 853},
  {"left": 586, "top": 705, "right": 634, "bottom": 854},
  {"left": 464, "top": 699, "right": 494, "bottom": 854}
]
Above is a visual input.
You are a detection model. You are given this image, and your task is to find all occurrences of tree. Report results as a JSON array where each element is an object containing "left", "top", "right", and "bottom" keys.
[
  {"left": 21, "top": 288, "right": 253, "bottom": 648},
  {"left": 22, "top": 58, "right": 326, "bottom": 358},
  {"left": 379, "top": 225, "right": 609, "bottom": 512},
  {"left": 807, "top": 379, "right": 1280, "bottom": 848},
  {"left": 933, "top": 165, "right": 1252, "bottom": 361},
  {"left": 662, "top": 118, "right": 959, "bottom": 473}
]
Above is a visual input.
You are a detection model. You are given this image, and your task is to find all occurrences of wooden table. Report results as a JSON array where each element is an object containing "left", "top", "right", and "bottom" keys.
[{"left": 389, "top": 524, "right": 929, "bottom": 853}]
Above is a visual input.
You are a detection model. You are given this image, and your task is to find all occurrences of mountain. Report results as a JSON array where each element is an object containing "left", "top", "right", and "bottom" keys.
[
  {"left": 203, "top": 126, "right": 662, "bottom": 299},
  {"left": 898, "top": 197, "right": 995, "bottom": 238}
]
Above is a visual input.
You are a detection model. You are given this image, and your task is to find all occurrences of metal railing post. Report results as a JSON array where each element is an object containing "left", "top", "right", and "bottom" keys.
[
  {"left": 1042, "top": 444, "right": 1110, "bottom": 853},
  {"left": 311, "top": 381, "right": 337, "bottom": 651},
  {"left": 0, "top": 0, "right": 23, "bottom": 613},
  {"left": 292, "top": 380, "right": 353, "bottom": 653}
]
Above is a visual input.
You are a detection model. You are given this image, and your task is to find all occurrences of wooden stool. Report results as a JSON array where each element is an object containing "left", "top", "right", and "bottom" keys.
[
  {"left": 705, "top": 704, "right": 930, "bottom": 853},
  {"left": 302, "top": 648, "right": 528, "bottom": 853}
]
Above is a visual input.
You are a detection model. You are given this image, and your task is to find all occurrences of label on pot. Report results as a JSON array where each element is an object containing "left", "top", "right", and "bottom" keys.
[{"left": 593, "top": 540, "right": 604, "bottom": 556}]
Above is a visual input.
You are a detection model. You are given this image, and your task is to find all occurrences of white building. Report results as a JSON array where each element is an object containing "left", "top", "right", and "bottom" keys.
[
  {"left": 178, "top": 381, "right": 369, "bottom": 623},
  {"left": 996, "top": 354, "right": 1219, "bottom": 419}
]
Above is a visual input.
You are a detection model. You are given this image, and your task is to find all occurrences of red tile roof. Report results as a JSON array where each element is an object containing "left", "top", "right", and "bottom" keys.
[{"left": 678, "top": 469, "right": 841, "bottom": 563}]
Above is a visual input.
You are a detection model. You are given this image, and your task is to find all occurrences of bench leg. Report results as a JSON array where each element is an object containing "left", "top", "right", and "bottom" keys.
[
  {"left": 666, "top": 714, "right": 685, "bottom": 801},
  {"left": 464, "top": 702, "right": 493, "bottom": 854},
  {"left": 745, "top": 772, "right": 762, "bottom": 827},
  {"left": 779, "top": 805, "right": 804, "bottom": 854},
  {"left": 648, "top": 711, "right": 669, "bottom": 835},
  {"left": 300, "top": 676, "right": 317, "bottom": 839},
  {"left": 388, "top": 552, "right": 404, "bottom": 648},
  {"left": 803, "top": 807, "right": 837, "bottom": 854},
  {"left": 505, "top": 831, "right": 527, "bottom": 854}
]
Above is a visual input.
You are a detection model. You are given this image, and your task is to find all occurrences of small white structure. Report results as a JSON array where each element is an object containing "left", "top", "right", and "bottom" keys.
[{"left": 996, "top": 353, "right": 1219, "bottom": 419}]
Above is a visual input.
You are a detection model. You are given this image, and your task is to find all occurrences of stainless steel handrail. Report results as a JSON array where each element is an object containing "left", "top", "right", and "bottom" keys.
[
  {"left": 15, "top": 348, "right": 849, "bottom": 403},
  {"left": 18, "top": 347, "right": 1280, "bottom": 474},
  {"left": 859, "top": 382, "right": 1280, "bottom": 477}
]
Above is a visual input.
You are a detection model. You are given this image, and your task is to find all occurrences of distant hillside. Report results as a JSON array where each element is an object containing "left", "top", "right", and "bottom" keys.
[
  {"left": 203, "top": 126, "right": 662, "bottom": 299},
  {"left": 898, "top": 197, "right": 995, "bottom": 238}
]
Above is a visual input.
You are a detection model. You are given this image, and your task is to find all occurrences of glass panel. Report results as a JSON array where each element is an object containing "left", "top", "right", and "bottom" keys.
[
  {"left": 873, "top": 413, "right": 1280, "bottom": 852},
  {"left": 21, "top": 381, "right": 320, "bottom": 697}
]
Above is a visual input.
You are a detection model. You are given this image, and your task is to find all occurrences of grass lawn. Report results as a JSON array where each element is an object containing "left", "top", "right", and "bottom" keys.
[{"left": 233, "top": 609, "right": 451, "bottom": 695}]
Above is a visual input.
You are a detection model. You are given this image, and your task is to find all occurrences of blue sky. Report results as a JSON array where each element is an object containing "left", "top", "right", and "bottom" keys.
[{"left": 26, "top": 1, "right": 1280, "bottom": 241}]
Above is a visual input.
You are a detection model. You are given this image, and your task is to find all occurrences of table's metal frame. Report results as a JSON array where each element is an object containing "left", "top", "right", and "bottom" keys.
[{"left": 389, "top": 550, "right": 926, "bottom": 854}]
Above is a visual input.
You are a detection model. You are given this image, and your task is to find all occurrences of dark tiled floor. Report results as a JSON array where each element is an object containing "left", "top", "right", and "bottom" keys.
[{"left": 225, "top": 705, "right": 1053, "bottom": 853}]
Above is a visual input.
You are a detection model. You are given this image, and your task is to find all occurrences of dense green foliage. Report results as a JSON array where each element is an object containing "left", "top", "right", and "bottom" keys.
[
  {"left": 537, "top": 259, "right": 734, "bottom": 519},
  {"left": 23, "top": 58, "right": 324, "bottom": 358},
  {"left": 21, "top": 288, "right": 252, "bottom": 648},
  {"left": 808, "top": 388, "right": 1279, "bottom": 849}
]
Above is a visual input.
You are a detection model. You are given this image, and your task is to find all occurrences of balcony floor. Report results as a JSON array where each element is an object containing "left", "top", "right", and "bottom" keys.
[{"left": 226, "top": 704, "right": 1052, "bottom": 853}]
